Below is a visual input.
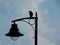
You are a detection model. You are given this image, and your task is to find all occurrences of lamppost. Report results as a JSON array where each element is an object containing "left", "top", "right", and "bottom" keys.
[{"left": 5, "top": 11, "right": 38, "bottom": 45}]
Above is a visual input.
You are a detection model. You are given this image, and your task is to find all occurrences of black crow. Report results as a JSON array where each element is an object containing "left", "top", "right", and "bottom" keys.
[{"left": 29, "top": 11, "right": 33, "bottom": 17}]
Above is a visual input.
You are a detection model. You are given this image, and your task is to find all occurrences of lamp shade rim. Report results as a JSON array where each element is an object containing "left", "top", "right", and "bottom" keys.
[{"left": 5, "top": 32, "right": 24, "bottom": 37}]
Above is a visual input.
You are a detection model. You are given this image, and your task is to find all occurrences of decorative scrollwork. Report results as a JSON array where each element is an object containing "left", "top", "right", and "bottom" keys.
[{"left": 21, "top": 20, "right": 35, "bottom": 31}]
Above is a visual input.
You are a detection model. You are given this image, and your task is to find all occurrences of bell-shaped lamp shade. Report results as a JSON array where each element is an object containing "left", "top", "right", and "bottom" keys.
[{"left": 5, "top": 23, "right": 24, "bottom": 41}]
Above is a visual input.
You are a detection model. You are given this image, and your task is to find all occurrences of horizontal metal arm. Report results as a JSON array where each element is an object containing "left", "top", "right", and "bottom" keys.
[{"left": 12, "top": 17, "right": 36, "bottom": 22}]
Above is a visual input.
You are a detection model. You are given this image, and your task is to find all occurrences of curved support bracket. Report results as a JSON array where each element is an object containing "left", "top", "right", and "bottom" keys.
[{"left": 21, "top": 20, "right": 35, "bottom": 31}]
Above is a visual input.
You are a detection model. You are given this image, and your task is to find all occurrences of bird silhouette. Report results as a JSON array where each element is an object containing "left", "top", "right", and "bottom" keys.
[{"left": 29, "top": 11, "right": 33, "bottom": 17}]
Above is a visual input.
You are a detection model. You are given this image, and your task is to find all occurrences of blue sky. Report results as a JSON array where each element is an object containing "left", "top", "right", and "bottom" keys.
[
  {"left": 0, "top": 0, "right": 60, "bottom": 45},
  {"left": 39, "top": 0, "right": 60, "bottom": 45},
  {"left": 40, "top": 0, "right": 60, "bottom": 41}
]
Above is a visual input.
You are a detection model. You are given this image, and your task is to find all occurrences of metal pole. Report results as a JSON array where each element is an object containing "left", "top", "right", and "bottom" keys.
[{"left": 35, "top": 12, "right": 38, "bottom": 45}]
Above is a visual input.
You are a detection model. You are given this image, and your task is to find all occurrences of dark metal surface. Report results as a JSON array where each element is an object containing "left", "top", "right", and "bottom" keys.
[{"left": 12, "top": 17, "right": 36, "bottom": 22}]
